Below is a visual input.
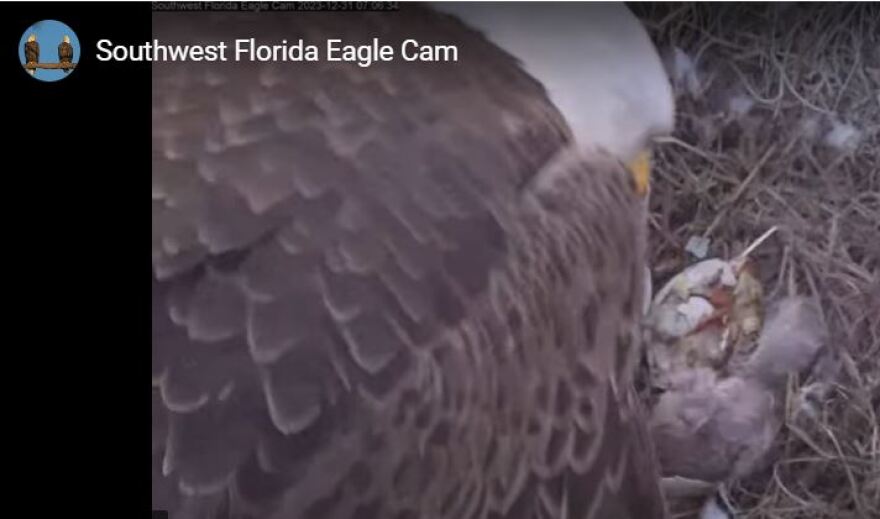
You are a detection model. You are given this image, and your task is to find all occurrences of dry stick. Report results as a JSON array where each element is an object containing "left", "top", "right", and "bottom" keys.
[
  {"left": 647, "top": 212, "right": 680, "bottom": 253},
  {"left": 656, "top": 135, "right": 727, "bottom": 172},
  {"left": 24, "top": 62, "right": 76, "bottom": 70},
  {"left": 787, "top": 423, "right": 837, "bottom": 462},
  {"left": 771, "top": 464, "right": 816, "bottom": 510},
  {"left": 649, "top": 2, "right": 692, "bottom": 31},
  {"left": 703, "top": 144, "right": 777, "bottom": 238},
  {"left": 821, "top": 423, "right": 868, "bottom": 518},
  {"left": 678, "top": 20, "right": 754, "bottom": 53},
  {"left": 826, "top": 214, "right": 840, "bottom": 272},
  {"left": 802, "top": 240, "right": 876, "bottom": 284},
  {"left": 778, "top": 62, "right": 836, "bottom": 116},
  {"left": 769, "top": 245, "right": 792, "bottom": 300},
  {"left": 833, "top": 44, "right": 861, "bottom": 112},
  {"left": 800, "top": 263, "right": 824, "bottom": 321},
  {"left": 716, "top": 484, "right": 739, "bottom": 517},
  {"left": 728, "top": 60, "right": 784, "bottom": 106},
  {"left": 778, "top": 455, "right": 874, "bottom": 468},
  {"left": 737, "top": 225, "right": 780, "bottom": 261}
]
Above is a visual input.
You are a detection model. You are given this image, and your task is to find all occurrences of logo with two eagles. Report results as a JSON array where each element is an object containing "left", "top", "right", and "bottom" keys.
[{"left": 19, "top": 19, "right": 79, "bottom": 82}]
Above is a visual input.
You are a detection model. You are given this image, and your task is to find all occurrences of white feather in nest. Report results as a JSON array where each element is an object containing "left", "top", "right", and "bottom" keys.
[
  {"left": 823, "top": 119, "right": 863, "bottom": 152},
  {"left": 670, "top": 46, "right": 701, "bottom": 98},
  {"left": 699, "top": 496, "right": 731, "bottom": 519}
]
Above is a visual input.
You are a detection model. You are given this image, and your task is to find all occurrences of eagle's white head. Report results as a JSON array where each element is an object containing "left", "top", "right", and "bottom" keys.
[
  {"left": 27, "top": 34, "right": 36, "bottom": 43},
  {"left": 63, "top": 35, "right": 71, "bottom": 44},
  {"left": 434, "top": 2, "right": 674, "bottom": 195}
]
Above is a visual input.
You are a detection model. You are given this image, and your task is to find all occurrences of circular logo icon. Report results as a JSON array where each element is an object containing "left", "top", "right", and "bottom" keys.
[{"left": 19, "top": 20, "right": 80, "bottom": 81}]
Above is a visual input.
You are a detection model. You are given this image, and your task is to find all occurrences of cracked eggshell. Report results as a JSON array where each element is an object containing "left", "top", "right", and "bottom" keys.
[{"left": 652, "top": 258, "right": 737, "bottom": 307}]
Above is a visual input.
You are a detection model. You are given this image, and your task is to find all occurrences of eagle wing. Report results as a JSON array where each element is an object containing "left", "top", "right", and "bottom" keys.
[
  {"left": 153, "top": 7, "right": 665, "bottom": 519},
  {"left": 25, "top": 41, "right": 39, "bottom": 63},
  {"left": 59, "top": 42, "right": 73, "bottom": 62}
]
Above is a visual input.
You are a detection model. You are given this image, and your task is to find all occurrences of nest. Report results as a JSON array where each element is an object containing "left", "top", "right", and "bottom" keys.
[{"left": 631, "top": 3, "right": 880, "bottom": 517}]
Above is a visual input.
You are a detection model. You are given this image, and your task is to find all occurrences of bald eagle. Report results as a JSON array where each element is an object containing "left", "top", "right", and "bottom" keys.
[
  {"left": 152, "top": 4, "right": 674, "bottom": 519},
  {"left": 24, "top": 34, "right": 38, "bottom": 76},
  {"left": 59, "top": 35, "right": 73, "bottom": 73}
]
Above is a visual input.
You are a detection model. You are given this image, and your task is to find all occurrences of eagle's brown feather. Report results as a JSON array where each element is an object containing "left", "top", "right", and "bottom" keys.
[
  {"left": 25, "top": 40, "right": 39, "bottom": 64},
  {"left": 152, "top": 6, "right": 665, "bottom": 519},
  {"left": 58, "top": 41, "right": 73, "bottom": 73}
]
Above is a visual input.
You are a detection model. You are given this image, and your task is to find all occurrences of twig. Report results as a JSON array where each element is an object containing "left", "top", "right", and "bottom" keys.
[
  {"left": 23, "top": 62, "right": 76, "bottom": 70},
  {"left": 736, "top": 225, "right": 779, "bottom": 260},
  {"left": 821, "top": 423, "right": 868, "bottom": 518},
  {"left": 655, "top": 135, "right": 727, "bottom": 171},
  {"left": 704, "top": 144, "right": 777, "bottom": 238}
]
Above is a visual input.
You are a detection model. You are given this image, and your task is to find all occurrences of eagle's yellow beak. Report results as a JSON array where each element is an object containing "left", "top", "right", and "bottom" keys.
[{"left": 627, "top": 150, "right": 652, "bottom": 197}]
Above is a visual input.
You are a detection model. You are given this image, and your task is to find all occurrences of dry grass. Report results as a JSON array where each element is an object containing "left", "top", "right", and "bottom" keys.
[{"left": 631, "top": 3, "right": 880, "bottom": 518}]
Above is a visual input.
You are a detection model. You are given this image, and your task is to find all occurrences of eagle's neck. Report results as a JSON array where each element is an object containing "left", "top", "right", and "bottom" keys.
[{"left": 432, "top": 3, "right": 674, "bottom": 162}]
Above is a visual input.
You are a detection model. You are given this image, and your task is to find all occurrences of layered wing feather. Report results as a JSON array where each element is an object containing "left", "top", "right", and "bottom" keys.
[{"left": 152, "top": 6, "right": 665, "bottom": 519}]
